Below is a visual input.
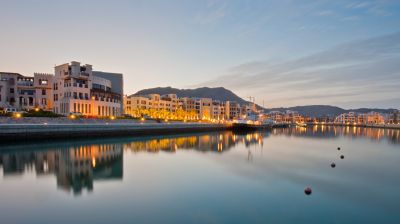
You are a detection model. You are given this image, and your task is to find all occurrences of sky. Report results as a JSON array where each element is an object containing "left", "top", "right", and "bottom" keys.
[{"left": 0, "top": 0, "right": 399, "bottom": 109}]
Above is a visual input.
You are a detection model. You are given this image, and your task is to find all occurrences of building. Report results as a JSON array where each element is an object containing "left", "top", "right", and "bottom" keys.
[
  {"left": 0, "top": 72, "right": 53, "bottom": 111},
  {"left": 92, "top": 71, "right": 124, "bottom": 114},
  {"left": 124, "top": 93, "right": 180, "bottom": 119},
  {"left": 226, "top": 101, "right": 241, "bottom": 119},
  {"left": 335, "top": 111, "right": 386, "bottom": 124},
  {"left": 124, "top": 93, "right": 248, "bottom": 121},
  {"left": 53, "top": 61, "right": 123, "bottom": 117},
  {"left": 334, "top": 112, "right": 357, "bottom": 124}
]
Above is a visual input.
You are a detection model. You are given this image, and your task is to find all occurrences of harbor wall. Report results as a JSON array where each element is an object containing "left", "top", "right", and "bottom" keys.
[{"left": 0, "top": 123, "right": 231, "bottom": 143}]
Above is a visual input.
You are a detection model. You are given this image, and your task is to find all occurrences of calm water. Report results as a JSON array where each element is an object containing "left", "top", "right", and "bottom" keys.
[{"left": 0, "top": 126, "right": 399, "bottom": 224}]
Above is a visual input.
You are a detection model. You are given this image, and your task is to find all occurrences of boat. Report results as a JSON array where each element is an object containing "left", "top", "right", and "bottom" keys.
[
  {"left": 232, "top": 119, "right": 272, "bottom": 131},
  {"left": 295, "top": 122, "right": 307, "bottom": 127}
]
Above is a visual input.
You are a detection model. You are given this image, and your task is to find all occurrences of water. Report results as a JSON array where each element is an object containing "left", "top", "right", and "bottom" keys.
[{"left": 0, "top": 126, "right": 399, "bottom": 224}]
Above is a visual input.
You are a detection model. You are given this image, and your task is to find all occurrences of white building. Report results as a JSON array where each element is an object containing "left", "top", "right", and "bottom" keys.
[{"left": 53, "top": 61, "right": 123, "bottom": 117}]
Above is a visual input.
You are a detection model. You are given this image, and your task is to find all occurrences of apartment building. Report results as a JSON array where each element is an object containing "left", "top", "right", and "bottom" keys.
[
  {"left": 53, "top": 61, "right": 123, "bottom": 117},
  {"left": 226, "top": 101, "right": 241, "bottom": 119},
  {"left": 335, "top": 111, "right": 386, "bottom": 124},
  {"left": 124, "top": 93, "right": 247, "bottom": 120},
  {"left": 0, "top": 72, "right": 53, "bottom": 111}
]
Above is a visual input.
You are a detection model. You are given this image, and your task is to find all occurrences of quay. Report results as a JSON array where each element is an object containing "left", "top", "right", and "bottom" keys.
[
  {"left": 0, "top": 117, "right": 293, "bottom": 143},
  {"left": 0, "top": 122, "right": 231, "bottom": 143}
]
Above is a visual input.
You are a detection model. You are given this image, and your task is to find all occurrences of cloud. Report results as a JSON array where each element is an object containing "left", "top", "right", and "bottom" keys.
[
  {"left": 198, "top": 32, "right": 400, "bottom": 108},
  {"left": 345, "top": 0, "right": 393, "bottom": 17},
  {"left": 315, "top": 10, "right": 334, "bottom": 16},
  {"left": 194, "top": 0, "right": 228, "bottom": 25},
  {"left": 346, "top": 1, "right": 373, "bottom": 9}
]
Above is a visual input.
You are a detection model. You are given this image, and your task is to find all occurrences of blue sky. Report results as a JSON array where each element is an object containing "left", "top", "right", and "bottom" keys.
[{"left": 0, "top": 0, "right": 399, "bottom": 108}]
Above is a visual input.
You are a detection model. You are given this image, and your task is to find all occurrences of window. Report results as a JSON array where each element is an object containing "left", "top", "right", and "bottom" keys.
[
  {"left": 42, "top": 89, "right": 46, "bottom": 95},
  {"left": 39, "top": 79, "right": 48, "bottom": 85},
  {"left": 10, "top": 88, "right": 14, "bottom": 93}
]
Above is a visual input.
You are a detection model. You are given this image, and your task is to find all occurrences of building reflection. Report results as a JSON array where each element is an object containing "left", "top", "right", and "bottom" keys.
[
  {"left": 123, "top": 131, "right": 265, "bottom": 153},
  {"left": 0, "top": 131, "right": 265, "bottom": 195},
  {"left": 0, "top": 144, "right": 123, "bottom": 195},
  {"left": 273, "top": 126, "right": 400, "bottom": 144}
]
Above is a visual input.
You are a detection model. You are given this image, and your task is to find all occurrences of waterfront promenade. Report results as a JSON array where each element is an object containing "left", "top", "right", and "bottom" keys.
[{"left": 0, "top": 117, "right": 231, "bottom": 143}]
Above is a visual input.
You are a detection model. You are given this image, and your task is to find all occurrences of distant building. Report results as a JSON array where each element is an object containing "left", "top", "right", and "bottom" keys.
[
  {"left": 335, "top": 111, "right": 386, "bottom": 124},
  {"left": 124, "top": 93, "right": 248, "bottom": 120}
]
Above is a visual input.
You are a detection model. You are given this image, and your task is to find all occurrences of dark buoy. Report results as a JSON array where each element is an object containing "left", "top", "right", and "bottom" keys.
[
  {"left": 340, "top": 155, "right": 344, "bottom": 159},
  {"left": 337, "top": 147, "right": 341, "bottom": 150},
  {"left": 304, "top": 187, "right": 312, "bottom": 195},
  {"left": 331, "top": 163, "right": 336, "bottom": 168}
]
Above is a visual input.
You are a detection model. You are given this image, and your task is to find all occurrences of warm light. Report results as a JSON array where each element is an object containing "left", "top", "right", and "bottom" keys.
[
  {"left": 69, "top": 114, "right": 76, "bottom": 119},
  {"left": 34, "top": 108, "right": 40, "bottom": 112},
  {"left": 91, "top": 96, "right": 96, "bottom": 100},
  {"left": 165, "top": 119, "right": 169, "bottom": 122},
  {"left": 140, "top": 117, "right": 145, "bottom": 121},
  {"left": 110, "top": 115, "right": 115, "bottom": 120},
  {"left": 92, "top": 158, "right": 96, "bottom": 167},
  {"left": 14, "top": 113, "right": 22, "bottom": 118}
]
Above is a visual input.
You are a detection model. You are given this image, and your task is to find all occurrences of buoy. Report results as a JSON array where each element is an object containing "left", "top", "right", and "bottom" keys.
[
  {"left": 340, "top": 155, "right": 344, "bottom": 159},
  {"left": 337, "top": 147, "right": 341, "bottom": 150},
  {"left": 304, "top": 187, "right": 312, "bottom": 195},
  {"left": 331, "top": 163, "right": 336, "bottom": 168}
]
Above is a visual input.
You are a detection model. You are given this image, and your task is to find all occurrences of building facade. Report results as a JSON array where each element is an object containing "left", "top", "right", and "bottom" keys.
[
  {"left": 124, "top": 94, "right": 247, "bottom": 120},
  {"left": 53, "top": 61, "right": 123, "bottom": 117},
  {"left": 0, "top": 72, "right": 53, "bottom": 111},
  {"left": 335, "top": 111, "right": 386, "bottom": 124}
]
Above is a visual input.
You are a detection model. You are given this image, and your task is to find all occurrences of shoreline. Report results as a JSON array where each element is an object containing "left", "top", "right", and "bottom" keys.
[
  {"left": 1, "top": 117, "right": 398, "bottom": 143},
  {"left": 0, "top": 122, "right": 232, "bottom": 143},
  {"left": 306, "top": 122, "right": 400, "bottom": 130}
]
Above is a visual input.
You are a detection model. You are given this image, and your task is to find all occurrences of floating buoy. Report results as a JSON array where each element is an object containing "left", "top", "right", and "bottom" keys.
[
  {"left": 337, "top": 147, "right": 341, "bottom": 150},
  {"left": 331, "top": 163, "right": 336, "bottom": 168},
  {"left": 304, "top": 187, "right": 312, "bottom": 195},
  {"left": 340, "top": 155, "right": 344, "bottom": 159}
]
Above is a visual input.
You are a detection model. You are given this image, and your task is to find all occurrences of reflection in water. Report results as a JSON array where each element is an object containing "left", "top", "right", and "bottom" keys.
[
  {"left": 0, "top": 127, "right": 399, "bottom": 223},
  {"left": 0, "top": 132, "right": 265, "bottom": 195},
  {"left": 273, "top": 125, "right": 400, "bottom": 144},
  {"left": 123, "top": 132, "right": 265, "bottom": 153},
  {"left": 0, "top": 145, "right": 123, "bottom": 195},
  {"left": 0, "top": 127, "right": 398, "bottom": 196}
]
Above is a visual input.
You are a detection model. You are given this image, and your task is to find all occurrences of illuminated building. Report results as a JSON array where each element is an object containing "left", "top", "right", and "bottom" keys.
[{"left": 53, "top": 61, "right": 123, "bottom": 116}]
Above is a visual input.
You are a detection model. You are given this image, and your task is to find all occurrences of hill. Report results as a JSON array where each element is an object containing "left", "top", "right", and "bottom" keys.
[{"left": 133, "top": 86, "right": 249, "bottom": 105}]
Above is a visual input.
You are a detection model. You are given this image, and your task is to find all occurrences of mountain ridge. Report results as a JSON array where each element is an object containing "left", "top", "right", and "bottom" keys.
[{"left": 133, "top": 87, "right": 397, "bottom": 117}]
